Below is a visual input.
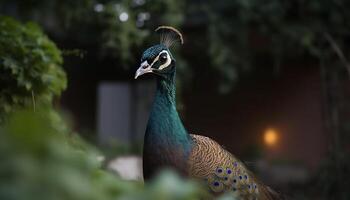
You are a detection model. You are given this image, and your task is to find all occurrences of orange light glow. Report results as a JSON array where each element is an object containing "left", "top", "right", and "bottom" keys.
[{"left": 264, "top": 128, "right": 278, "bottom": 146}]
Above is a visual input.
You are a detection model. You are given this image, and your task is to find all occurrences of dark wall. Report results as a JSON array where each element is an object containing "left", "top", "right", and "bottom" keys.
[{"left": 184, "top": 64, "right": 327, "bottom": 169}]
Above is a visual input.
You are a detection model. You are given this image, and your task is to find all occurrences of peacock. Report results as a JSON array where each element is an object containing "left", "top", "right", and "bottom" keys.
[{"left": 134, "top": 26, "right": 283, "bottom": 200}]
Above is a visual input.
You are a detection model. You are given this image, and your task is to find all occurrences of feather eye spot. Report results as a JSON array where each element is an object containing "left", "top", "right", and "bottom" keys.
[
  {"left": 244, "top": 175, "right": 248, "bottom": 180},
  {"left": 213, "top": 181, "right": 220, "bottom": 187},
  {"left": 233, "top": 179, "right": 237, "bottom": 183},
  {"left": 239, "top": 175, "right": 243, "bottom": 180},
  {"left": 215, "top": 167, "right": 225, "bottom": 177},
  {"left": 227, "top": 169, "right": 232, "bottom": 174},
  {"left": 233, "top": 162, "right": 238, "bottom": 167},
  {"left": 209, "top": 179, "right": 224, "bottom": 193},
  {"left": 224, "top": 177, "right": 228, "bottom": 180},
  {"left": 248, "top": 184, "right": 254, "bottom": 193}
]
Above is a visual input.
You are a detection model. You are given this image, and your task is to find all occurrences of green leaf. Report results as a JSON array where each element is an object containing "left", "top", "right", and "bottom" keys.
[{"left": 0, "top": 16, "right": 67, "bottom": 122}]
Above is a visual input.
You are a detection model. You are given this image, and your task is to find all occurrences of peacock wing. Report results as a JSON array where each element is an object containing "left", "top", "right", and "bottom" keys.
[{"left": 188, "top": 134, "right": 282, "bottom": 200}]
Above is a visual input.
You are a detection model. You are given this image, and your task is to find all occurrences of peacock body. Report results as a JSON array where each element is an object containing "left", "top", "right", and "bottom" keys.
[{"left": 135, "top": 26, "right": 282, "bottom": 200}]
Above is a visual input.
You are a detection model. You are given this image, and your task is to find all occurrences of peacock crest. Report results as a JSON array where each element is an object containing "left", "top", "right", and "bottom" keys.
[{"left": 155, "top": 26, "right": 184, "bottom": 48}]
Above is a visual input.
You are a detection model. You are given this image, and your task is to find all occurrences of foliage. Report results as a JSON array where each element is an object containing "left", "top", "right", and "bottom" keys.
[
  {"left": 0, "top": 16, "right": 67, "bottom": 123},
  {"left": 0, "top": 109, "right": 211, "bottom": 200},
  {"left": 189, "top": 0, "right": 350, "bottom": 91},
  {"left": 0, "top": 0, "right": 185, "bottom": 67},
  {"left": 3, "top": 0, "right": 350, "bottom": 88}
]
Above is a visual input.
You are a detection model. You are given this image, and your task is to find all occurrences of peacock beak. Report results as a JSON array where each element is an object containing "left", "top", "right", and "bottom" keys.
[{"left": 135, "top": 61, "right": 153, "bottom": 79}]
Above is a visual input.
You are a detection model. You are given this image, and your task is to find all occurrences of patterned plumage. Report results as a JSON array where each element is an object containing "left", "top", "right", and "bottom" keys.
[
  {"left": 189, "top": 135, "right": 280, "bottom": 199},
  {"left": 135, "top": 26, "right": 283, "bottom": 200}
]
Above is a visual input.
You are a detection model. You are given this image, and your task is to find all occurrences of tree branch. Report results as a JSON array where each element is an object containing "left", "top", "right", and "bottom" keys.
[{"left": 323, "top": 32, "right": 350, "bottom": 78}]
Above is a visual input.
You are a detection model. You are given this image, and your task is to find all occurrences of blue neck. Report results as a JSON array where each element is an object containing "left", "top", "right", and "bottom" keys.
[
  {"left": 143, "top": 69, "right": 192, "bottom": 179},
  {"left": 145, "top": 71, "right": 191, "bottom": 151}
]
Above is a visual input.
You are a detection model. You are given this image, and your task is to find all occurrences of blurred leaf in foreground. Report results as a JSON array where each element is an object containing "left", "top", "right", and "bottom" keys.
[{"left": 0, "top": 110, "right": 211, "bottom": 200}]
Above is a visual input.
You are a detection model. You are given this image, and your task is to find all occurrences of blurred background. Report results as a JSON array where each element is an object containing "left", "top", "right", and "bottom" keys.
[{"left": 1, "top": 0, "right": 350, "bottom": 199}]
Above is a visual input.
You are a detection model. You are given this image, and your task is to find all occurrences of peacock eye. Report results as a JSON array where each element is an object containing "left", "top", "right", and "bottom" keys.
[{"left": 159, "top": 53, "right": 168, "bottom": 63}]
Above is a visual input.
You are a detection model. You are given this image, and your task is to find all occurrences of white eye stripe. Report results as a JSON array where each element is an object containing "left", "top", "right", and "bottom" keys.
[
  {"left": 158, "top": 56, "right": 171, "bottom": 70},
  {"left": 150, "top": 50, "right": 171, "bottom": 70},
  {"left": 150, "top": 50, "right": 168, "bottom": 66}
]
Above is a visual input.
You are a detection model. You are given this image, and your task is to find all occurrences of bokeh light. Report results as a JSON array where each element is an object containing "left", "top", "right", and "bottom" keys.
[
  {"left": 264, "top": 128, "right": 278, "bottom": 146},
  {"left": 119, "top": 12, "right": 129, "bottom": 22}
]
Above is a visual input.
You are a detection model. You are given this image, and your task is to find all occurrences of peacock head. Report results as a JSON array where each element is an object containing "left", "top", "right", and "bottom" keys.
[{"left": 134, "top": 26, "right": 183, "bottom": 80}]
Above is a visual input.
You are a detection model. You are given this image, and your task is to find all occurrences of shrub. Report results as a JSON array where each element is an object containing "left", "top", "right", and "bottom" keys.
[
  {"left": 0, "top": 16, "right": 67, "bottom": 123},
  {"left": 0, "top": 110, "right": 209, "bottom": 200}
]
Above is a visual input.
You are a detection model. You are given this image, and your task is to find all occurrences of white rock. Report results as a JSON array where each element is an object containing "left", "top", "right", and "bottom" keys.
[{"left": 108, "top": 155, "right": 143, "bottom": 181}]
